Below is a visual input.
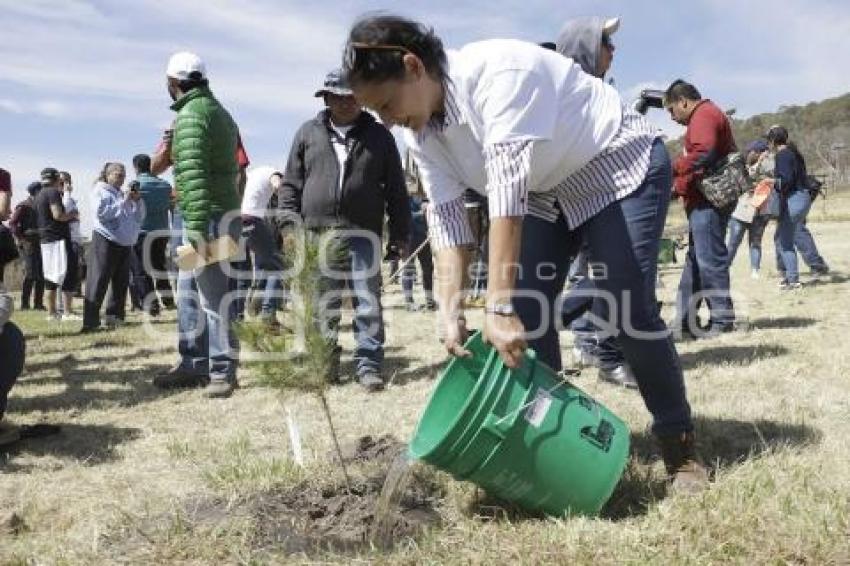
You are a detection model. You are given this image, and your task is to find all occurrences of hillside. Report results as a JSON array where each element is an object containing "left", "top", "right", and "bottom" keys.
[{"left": 668, "top": 92, "right": 850, "bottom": 182}]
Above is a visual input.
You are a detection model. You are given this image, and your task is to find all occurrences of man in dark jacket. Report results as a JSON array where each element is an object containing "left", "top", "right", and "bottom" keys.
[
  {"left": 665, "top": 79, "right": 736, "bottom": 337},
  {"left": 10, "top": 182, "right": 45, "bottom": 310},
  {"left": 280, "top": 69, "right": 411, "bottom": 391},
  {"left": 152, "top": 51, "right": 241, "bottom": 398}
]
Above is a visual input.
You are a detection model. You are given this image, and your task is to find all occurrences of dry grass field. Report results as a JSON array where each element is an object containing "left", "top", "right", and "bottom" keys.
[{"left": 2, "top": 193, "right": 850, "bottom": 564}]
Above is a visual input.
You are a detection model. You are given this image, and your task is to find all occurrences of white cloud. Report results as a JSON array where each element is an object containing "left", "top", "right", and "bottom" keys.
[{"left": 0, "top": 98, "right": 24, "bottom": 114}]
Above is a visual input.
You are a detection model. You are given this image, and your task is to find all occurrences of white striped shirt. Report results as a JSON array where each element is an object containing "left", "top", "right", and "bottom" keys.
[{"left": 404, "top": 39, "right": 659, "bottom": 250}]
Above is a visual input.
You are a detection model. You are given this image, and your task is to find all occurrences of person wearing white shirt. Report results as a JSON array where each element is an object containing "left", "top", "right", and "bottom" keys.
[
  {"left": 59, "top": 171, "right": 83, "bottom": 314},
  {"left": 343, "top": 15, "right": 707, "bottom": 491},
  {"left": 238, "top": 166, "right": 284, "bottom": 323}
]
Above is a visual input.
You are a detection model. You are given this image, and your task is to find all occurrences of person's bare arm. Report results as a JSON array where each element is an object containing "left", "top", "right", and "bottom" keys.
[
  {"left": 483, "top": 216, "right": 527, "bottom": 368},
  {"left": 435, "top": 245, "right": 473, "bottom": 357},
  {"left": 0, "top": 192, "right": 10, "bottom": 221},
  {"left": 50, "top": 202, "right": 77, "bottom": 223}
]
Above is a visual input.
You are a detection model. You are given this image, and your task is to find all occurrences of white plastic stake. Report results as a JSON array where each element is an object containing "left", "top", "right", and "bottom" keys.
[{"left": 286, "top": 406, "right": 304, "bottom": 467}]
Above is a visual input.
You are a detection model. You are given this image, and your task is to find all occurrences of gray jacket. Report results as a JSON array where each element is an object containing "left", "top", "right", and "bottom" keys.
[
  {"left": 279, "top": 110, "right": 411, "bottom": 245},
  {"left": 556, "top": 17, "right": 608, "bottom": 78}
]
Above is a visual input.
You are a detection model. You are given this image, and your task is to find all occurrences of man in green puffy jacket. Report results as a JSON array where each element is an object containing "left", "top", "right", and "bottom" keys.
[{"left": 157, "top": 51, "right": 242, "bottom": 398}]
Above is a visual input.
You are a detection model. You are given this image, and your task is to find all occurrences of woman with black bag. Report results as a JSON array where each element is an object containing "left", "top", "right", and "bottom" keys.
[{"left": 768, "top": 126, "right": 828, "bottom": 290}]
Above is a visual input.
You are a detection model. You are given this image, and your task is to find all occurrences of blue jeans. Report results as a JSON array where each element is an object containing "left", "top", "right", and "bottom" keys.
[
  {"left": 0, "top": 322, "right": 25, "bottom": 419},
  {"left": 320, "top": 233, "right": 384, "bottom": 376},
  {"left": 236, "top": 217, "right": 284, "bottom": 317},
  {"left": 515, "top": 139, "right": 692, "bottom": 435},
  {"left": 727, "top": 215, "right": 768, "bottom": 270},
  {"left": 567, "top": 256, "right": 630, "bottom": 370},
  {"left": 775, "top": 191, "right": 818, "bottom": 284},
  {"left": 676, "top": 206, "right": 735, "bottom": 331},
  {"left": 774, "top": 217, "right": 827, "bottom": 279},
  {"left": 177, "top": 215, "right": 241, "bottom": 382}
]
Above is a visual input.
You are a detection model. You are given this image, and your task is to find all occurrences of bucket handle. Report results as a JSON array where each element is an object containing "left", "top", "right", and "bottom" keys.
[{"left": 483, "top": 349, "right": 574, "bottom": 439}]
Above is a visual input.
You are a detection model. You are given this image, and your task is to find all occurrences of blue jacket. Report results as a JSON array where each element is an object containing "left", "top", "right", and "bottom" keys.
[
  {"left": 92, "top": 181, "right": 146, "bottom": 247},
  {"left": 137, "top": 173, "right": 172, "bottom": 232}
]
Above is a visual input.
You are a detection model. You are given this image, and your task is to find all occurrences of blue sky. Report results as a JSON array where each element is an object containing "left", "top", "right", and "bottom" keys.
[{"left": 3, "top": 0, "right": 849, "bottom": 231}]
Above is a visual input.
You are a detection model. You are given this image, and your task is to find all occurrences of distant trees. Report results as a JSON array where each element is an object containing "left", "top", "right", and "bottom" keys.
[{"left": 664, "top": 93, "right": 850, "bottom": 186}]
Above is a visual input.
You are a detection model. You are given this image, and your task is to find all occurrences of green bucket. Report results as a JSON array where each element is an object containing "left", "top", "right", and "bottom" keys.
[{"left": 409, "top": 332, "right": 630, "bottom": 516}]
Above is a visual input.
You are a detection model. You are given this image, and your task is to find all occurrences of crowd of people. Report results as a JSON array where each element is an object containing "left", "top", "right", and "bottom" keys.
[{"left": 0, "top": 13, "right": 834, "bottom": 490}]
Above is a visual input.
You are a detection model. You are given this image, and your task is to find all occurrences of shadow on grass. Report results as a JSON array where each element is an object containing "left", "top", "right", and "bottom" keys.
[
  {"left": 0, "top": 422, "right": 143, "bottom": 472},
  {"left": 337, "top": 355, "right": 445, "bottom": 388},
  {"left": 468, "top": 416, "right": 820, "bottom": 523},
  {"left": 10, "top": 347, "right": 176, "bottom": 415},
  {"left": 24, "top": 347, "right": 167, "bottom": 377},
  {"left": 605, "top": 416, "right": 822, "bottom": 520},
  {"left": 746, "top": 316, "right": 816, "bottom": 330},
  {"left": 679, "top": 344, "right": 789, "bottom": 369}
]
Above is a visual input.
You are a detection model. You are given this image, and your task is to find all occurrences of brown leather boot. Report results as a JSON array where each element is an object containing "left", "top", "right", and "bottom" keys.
[{"left": 656, "top": 430, "right": 709, "bottom": 494}]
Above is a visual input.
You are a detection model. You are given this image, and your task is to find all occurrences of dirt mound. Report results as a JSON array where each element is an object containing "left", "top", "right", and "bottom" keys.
[
  {"left": 182, "top": 435, "right": 444, "bottom": 557},
  {"left": 250, "top": 470, "right": 442, "bottom": 554},
  {"left": 342, "top": 433, "right": 401, "bottom": 464}
]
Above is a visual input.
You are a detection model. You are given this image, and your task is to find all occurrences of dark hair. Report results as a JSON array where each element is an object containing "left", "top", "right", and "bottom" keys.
[
  {"left": 767, "top": 125, "right": 807, "bottom": 171},
  {"left": 177, "top": 76, "right": 208, "bottom": 93},
  {"left": 133, "top": 154, "right": 152, "bottom": 173},
  {"left": 663, "top": 79, "right": 702, "bottom": 105},
  {"left": 97, "top": 162, "right": 125, "bottom": 183},
  {"left": 342, "top": 14, "right": 448, "bottom": 86}
]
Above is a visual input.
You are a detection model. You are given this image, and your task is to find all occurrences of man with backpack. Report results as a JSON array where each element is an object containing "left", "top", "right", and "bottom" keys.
[{"left": 665, "top": 80, "right": 737, "bottom": 338}]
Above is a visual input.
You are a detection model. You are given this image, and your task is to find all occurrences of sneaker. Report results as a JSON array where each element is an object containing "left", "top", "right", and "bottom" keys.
[
  {"left": 153, "top": 365, "right": 209, "bottom": 389},
  {"left": 424, "top": 299, "right": 438, "bottom": 311},
  {"left": 61, "top": 313, "right": 82, "bottom": 322},
  {"left": 750, "top": 269, "right": 760, "bottom": 280},
  {"left": 656, "top": 430, "right": 709, "bottom": 494},
  {"left": 104, "top": 315, "right": 123, "bottom": 329},
  {"left": 405, "top": 301, "right": 417, "bottom": 312},
  {"left": 204, "top": 379, "right": 237, "bottom": 398},
  {"left": 811, "top": 265, "right": 830, "bottom": 276},
  {"left": 779, "top": 281, "right": 803, "bottom": 291},
  {"left": 33, "top": 304, "right": 47, "bottom": 311},
  {"left": 598, "top": 364, "right": 639, "bottom": 390},
  {"left": 358, "top": 371, "right": 385, "bottom": 392}
]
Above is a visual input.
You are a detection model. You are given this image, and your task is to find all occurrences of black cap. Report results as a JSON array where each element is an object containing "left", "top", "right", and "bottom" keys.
[
  {"left": 314, "top": 69, "right": 353, "bottom": 97},
  {"left": 40, "top": 167, "right": 60, "bottom": 184}
]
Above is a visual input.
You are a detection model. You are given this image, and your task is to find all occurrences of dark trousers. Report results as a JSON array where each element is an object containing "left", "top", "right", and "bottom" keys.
[
  {"left": 514, "top": 139, "right": 692, "bottom": 436},
  {"left": 129, "top": 233, "right": 173, "bottom": 312},
  {"left": 21, "top": 245, "right": 45, "bottom": 308},
  {"left": 83, "top": 232, "right": 131, "bottom": 329},
  {"left": 676, "top": 205, "right": 735, "bottom": 331},
  {"left": 0, "top": 322, "right": 25, "bottom": 419},
  {"left": 402, "top": 230, "right": 434, "bottom": 302}
]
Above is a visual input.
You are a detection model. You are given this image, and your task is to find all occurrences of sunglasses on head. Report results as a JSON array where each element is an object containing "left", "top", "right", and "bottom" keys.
[{"left": 343, "top": 42, "right": 411, "bottom": 70}]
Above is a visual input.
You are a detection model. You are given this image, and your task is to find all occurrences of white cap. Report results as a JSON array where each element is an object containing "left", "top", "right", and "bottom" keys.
[
  {"left": 166, "top": 51, "right": 206, "bottom": 81},
  {"left": 603, "top": 17, "right": 620, "bottom": 36}
]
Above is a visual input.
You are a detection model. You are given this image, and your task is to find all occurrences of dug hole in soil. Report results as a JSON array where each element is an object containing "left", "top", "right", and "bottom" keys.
[{"left": 195, "top": 435, "right": 444, "bottom": 556}]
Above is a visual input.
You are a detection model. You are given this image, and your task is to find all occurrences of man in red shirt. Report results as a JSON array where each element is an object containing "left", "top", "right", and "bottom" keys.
[{"left": 665, "top": 79, "right": 736, "bottom": 338}]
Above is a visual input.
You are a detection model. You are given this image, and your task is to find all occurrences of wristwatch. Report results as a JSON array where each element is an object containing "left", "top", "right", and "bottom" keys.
[{"left": 485, "top": 302, "right": 516, "bottom": 316}]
